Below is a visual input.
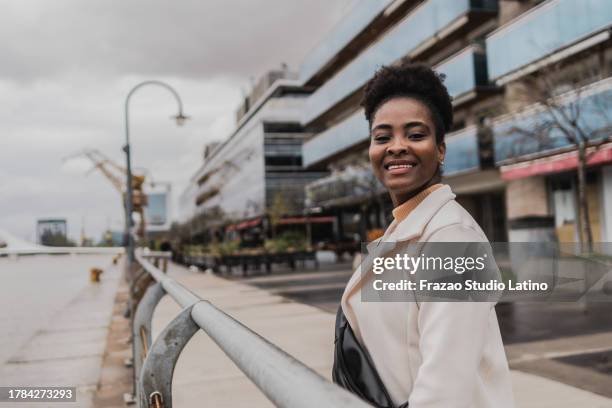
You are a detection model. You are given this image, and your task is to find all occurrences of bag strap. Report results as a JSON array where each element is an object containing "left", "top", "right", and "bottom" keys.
[{"left": 333, "top": 306, "right": 408, "bottom": 408}]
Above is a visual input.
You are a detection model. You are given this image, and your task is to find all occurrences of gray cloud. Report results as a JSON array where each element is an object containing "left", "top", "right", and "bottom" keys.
[
  {"left": 0, "top": 0, "right": 355, "bottom": 82},
  {"left": 0, "top": 0, "right": 356, "bottom": 242}
]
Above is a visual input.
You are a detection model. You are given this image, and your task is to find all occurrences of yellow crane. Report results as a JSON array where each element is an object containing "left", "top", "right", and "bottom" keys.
[{"left": 63, "top": 149, "right": 149, "bottom": 240}]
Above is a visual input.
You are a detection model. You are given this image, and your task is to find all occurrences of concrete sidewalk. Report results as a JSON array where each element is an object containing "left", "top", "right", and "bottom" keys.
[{"left": 152, "top": 262, "right": 612, "bottom": 408}]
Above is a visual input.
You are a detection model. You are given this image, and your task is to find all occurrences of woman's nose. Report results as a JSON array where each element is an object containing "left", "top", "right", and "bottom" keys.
[{"left": 386, "top": 135, "right": 408, "bottom": 155}]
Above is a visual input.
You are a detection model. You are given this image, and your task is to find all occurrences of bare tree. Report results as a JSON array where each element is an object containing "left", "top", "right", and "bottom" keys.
[
  {"left": 267, "top": 192, "right": 294, "bottom": 238},
  {"left": 505, "top": 62, "right": 612, "bottom": 251},
  {"left": 352, "top": 162, "right": 387, "bottom": 235}
]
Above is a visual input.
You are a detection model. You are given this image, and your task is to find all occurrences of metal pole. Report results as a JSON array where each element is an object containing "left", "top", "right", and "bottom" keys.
[{"left": 123, "top": 80, "right": 187, "bottom": 270}]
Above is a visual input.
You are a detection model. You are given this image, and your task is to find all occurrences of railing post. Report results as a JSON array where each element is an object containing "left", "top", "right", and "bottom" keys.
[
  {"left": 132, "top": 282, "right": 166, "bottom": 401},
  {"left": 127, "top": 265, "right": 154, "bottom": 403},
  {"left": 139, "top": 305, "right": 200, "bottom": 408}
]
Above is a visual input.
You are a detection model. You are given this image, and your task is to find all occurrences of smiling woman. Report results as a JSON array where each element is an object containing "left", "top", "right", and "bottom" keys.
[{"left": 333, "top": 63, "right": 515, "bottom": 408}]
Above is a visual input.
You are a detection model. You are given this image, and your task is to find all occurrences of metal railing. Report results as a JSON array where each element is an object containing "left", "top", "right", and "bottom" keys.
[
  {"left": 129, "top": 252, "right": 370, "bottom": 408},
  {"left": 0, "top": 247, "right": 124, "bottom": 257}
]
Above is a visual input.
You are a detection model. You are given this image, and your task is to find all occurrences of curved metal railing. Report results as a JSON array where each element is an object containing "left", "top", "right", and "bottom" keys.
[{"left": 130, "top": 253, "right": 370, "bottom": 408}]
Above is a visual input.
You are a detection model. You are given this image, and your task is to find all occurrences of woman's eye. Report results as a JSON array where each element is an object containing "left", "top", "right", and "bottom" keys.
[
  {"left": 373, "top": 134, "right": 390, "bottom": 142},
  {"left": 408, "top": 133, "right": 425, "bottom": 140}
]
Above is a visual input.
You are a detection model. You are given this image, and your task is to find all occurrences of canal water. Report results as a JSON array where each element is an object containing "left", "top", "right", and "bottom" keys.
[{"left": 0, "top": 254, "right": 119, "bottom": 407}]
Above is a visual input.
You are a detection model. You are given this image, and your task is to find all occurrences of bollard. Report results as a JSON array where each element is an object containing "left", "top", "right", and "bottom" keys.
[{"left": 90, "top": 267, "right": 103, "bottom": 283}]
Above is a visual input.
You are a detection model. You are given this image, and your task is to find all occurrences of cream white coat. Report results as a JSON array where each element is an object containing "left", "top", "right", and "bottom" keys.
[{"left": 341, "top": 185, "right": 514, "bottom": 408}]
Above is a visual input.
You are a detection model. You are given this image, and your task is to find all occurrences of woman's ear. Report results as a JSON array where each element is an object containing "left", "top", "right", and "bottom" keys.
[{"left": 437, "top": 141, "right": 446, "bottom": 164}]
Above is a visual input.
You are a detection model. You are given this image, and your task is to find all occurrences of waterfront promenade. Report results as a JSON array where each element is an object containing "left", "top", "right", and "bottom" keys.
[
  {"left": 0, "top": 254, "right": 120, "bottom": 407},
  {"left": 1, "top": 255, "right": 611, "bottom": 407}
]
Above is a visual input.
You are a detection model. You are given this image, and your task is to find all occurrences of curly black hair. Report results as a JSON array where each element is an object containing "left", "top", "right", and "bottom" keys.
[{"left": 361, "top": 63, "right": 453, "bottom": 143}]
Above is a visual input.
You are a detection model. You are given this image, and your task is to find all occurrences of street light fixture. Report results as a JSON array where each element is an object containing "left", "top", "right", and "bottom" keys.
[
  {"left": 123, "top": 80, "right": 188, "bottom": 269},
  {"left": 174, "top": 113, "right": 189, "bottom": 127}
]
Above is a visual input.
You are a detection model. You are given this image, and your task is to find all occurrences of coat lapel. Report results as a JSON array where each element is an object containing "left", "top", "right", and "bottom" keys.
[
  {"left": 342, "top": 185, "right": 456, "bottom": 301},
  {"left": 385, "top": 185, "right": 455, "bottom": 243}
]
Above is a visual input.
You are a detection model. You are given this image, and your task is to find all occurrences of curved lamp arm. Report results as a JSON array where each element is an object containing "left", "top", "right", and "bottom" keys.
[{"left": 125, "top": 80, "right": 188, "bottom": 146}]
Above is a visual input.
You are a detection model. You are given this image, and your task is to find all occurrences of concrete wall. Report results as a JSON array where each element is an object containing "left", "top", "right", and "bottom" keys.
[
  {"left": 506, "top": 176, "right": 549, "bottom": 220},
  {"left": 505, "top": 176, "right": 556, "bottom": 243}
]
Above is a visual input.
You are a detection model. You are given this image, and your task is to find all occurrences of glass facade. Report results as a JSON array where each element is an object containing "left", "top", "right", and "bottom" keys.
[
  {"left": 493, "top": 80, "right": 612, "bottom": 164},
  {"left": 306, "top": 165, "right": 385, "bottom": 208},
  {"left": 436, "top": 45, "right": 487, "bottom": 100},
  {"left": 302, "top": 0, "right": 497, "bottom": 125},
  {"left": 303, "top": 109, "right": 367, "bottom": 167},
  {"left": 299, "top": 0, "right": 395, "bottom": 84},
  {"left": 486, "top": 0, "right": 612, "bottom": 81},
  {"left": 444, "top": 125, "right": 481, "bottom": 175},
  {"left": 266, "top": 172, "right": 328, "bottom": 211},
  {"left": 146, "top": 192, "right": 168, "bottom": 226},
  {"left": 264, "top": 130, "right": 324, "bottom": 212},
  {"left": 195, "top": 123, "right": 266, "bottom": 221}
]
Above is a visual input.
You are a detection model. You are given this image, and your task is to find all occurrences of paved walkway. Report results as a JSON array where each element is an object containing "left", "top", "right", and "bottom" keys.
[{"left": 153, "top": 262, "right": 612, "bottom": 408}]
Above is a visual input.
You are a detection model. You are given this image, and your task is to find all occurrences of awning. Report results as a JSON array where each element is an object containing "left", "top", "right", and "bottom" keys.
[
  {"left": 277, "top": 216, "right": 335, "bottom": 225},
  {"left": 226, "top": 217, "right": 263, "bottom": 232},
  {"left": 500, "top": 142, "right": 612, "bottom": 181}
]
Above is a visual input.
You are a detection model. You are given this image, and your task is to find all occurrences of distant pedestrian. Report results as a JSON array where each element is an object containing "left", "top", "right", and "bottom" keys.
[{"left": 333, "top": 62, "right": 514, "bottom": 408}]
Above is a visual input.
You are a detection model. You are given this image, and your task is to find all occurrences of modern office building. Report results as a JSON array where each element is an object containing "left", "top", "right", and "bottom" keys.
[
  {"left": 298, "top": 0, "right": 612, "bottom": 243},
  {"left": 486, "top": 0, "right": 612, "bottom": 242},
  {"left": 36, "top": 218, "right": 68, "bottom": 244},
  {"left": 144, "top": 183, "right": 171, "bottom": 233},
  {"left": 182, "top": 68, "right": 327, "bottom": 243}
]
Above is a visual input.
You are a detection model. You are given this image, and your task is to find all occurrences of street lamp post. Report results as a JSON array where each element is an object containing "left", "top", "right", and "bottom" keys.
[{"left": 123, "top": 80, "right": 187, "bottom": 269}]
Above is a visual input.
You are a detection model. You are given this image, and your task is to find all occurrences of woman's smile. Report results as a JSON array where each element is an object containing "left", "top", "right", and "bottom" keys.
[{"left": 384, "top": 159, "right": 418, "bottom": 175}]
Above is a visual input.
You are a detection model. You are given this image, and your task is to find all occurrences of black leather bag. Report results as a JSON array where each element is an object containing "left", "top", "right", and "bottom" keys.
[{"left": 332, "top": 307, "right": 408, "bottom": 408}]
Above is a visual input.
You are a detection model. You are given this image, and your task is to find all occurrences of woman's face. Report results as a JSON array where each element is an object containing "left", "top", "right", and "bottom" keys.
[{"left": 369, "top": 97, "right": 445, "bottom": 205}]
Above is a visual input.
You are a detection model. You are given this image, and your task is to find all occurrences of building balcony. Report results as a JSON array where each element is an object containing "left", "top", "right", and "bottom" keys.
[
  {"left": 303, "top": 44, "right": 490, "bottom": 168},
  {"left": 303, "top": 109, "right": 366, "bottom": 168},
  {"left": 299, "top": 0, "right": 396, "bottom": 85},
  {"left": 493, "top": 78, "right": 612, "bottom": 164},
  {"left": 195, "top": 187, "right": 220, "bottom": 207},
  {"left": 305, "top": 165, "right": 385, "bottom": 208},
  {"left": 486, "top": 0, "right": 612, "bottom": 83},
  {"left": 436, "top": 44, "right": 490, "bottom": 105},
  {"left": 302, "top": 0, "right": 498, "bottom": 126},
  {"left": 444, "top": 125, "right": 481, "bottom": 176}
]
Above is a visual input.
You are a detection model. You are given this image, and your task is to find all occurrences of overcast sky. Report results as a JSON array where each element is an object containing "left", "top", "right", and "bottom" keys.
[{"left": 0, "top": 0, "right": 356, "bottom": 242}]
